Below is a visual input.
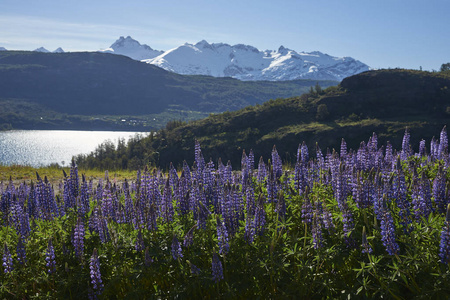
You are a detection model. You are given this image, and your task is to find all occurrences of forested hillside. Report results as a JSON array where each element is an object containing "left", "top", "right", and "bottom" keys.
[{"left": 74, "top": 69, "right": 450, "bottom": 170}]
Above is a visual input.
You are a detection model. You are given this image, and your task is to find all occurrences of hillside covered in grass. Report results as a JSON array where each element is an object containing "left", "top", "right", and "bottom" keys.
[
  {"left": 74, "top": 69, "right": 450, "bottom": 170},
  {"left": 0, "top": 51, "right": 336, "bottom": 130}
]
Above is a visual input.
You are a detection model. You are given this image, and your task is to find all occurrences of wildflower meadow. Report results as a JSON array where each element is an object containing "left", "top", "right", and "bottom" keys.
[{"left": 1, "top": 128, "right": 450, "bottom": 299}]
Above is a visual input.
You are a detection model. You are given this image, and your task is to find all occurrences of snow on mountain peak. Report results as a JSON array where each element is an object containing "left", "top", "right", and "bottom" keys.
[
  {"left": 53, "top": 47, "right": 64, "bottom": 53},
  {"left": 99, "top": 36, "right": 163, "bottom": 60},
  {"left": 34, "top": 47, "right": 50, "bottom": 53},
  {"left": 103, "top": 36, "right": 370, "bottom": 81}
]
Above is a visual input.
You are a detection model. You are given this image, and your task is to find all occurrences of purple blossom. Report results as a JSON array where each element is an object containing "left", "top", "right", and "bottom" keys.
[
  {"left": 401, "top": 128, "right": 411, "bottom": 161},
  {"left": 312, "top": 215, "right": 323, "bottom": 249},
  {"left": 380, "top": 208, "right": 400, "bottom": 255},
  {"left": 257, "top": 157, "right": 267, "bottom": 183},
  {"left": 2, "top": 244, "right": 13, "bottom": 273},
  {"left": 361, "top": 226, "right": 373, "bottom": 254},
  {"left": 45, "top": 239, "right": 56, "bottom": 274},
  {"left": 301, "top": 193, "right": 313, "bottom": 224},
  {"left": 171, "top": 236, "right": 183, "bottom": 260},
  {"left": 439, "top": 205, "right": 450, "bottom": 264},
  {"left": 217, "top": 217, "right": 230, "bottom": 255},
  {"left": 211, "top": 252, "right": 224, "bottom": 283},
  {"left": 190, "top": 262, "right": 201, "bottom": 275},
  {"left": 72, "top": 217, "right": 85, "bottom": 258},
  {"left": 161, "top": 179, "right": 174, "bottom": 223},
  {"left": 90, "top": 248, "right": 104, "bottom": 296},
  {"left": 16, "top": 238, "right": 27, "bottom": 265}
]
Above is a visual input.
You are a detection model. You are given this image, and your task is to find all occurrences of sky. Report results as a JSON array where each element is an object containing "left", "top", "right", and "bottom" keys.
[{"left": 0, "top": 0, "right": 449, "bottom": 71}]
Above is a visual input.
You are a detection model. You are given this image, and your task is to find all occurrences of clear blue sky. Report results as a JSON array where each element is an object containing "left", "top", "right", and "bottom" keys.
[{"left": 0, "top": 0, "right": 448, "bottom": 70}]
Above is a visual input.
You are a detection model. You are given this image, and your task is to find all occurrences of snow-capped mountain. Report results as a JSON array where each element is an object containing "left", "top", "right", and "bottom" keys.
[
  {"left": 99, "top": 36, "right": 163, "bottom": 61},
  {"left": 101, "top": 37, "right": 369, "bottom": 81},
  {"left": 53, "top": 47, "right": 65, "bottom": 53},
  {"left": 0, "top": 47, "right": 7, "bottom": 51},
  {"left": 144, "top": 40, "right": 369, "bottom": 81},
  {"left": 34, "top": 47, "right": 50, "bottom": 53}
]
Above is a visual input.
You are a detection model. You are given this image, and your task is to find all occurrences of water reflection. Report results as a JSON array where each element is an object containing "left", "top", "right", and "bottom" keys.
[{"left": 0, "top": 130, "right": 146, "bottom": 167}]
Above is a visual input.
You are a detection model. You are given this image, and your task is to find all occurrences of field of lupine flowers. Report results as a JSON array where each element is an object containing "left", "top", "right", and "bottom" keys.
[{"left": 1, "top": 128, "right": 450, "bottom": 299}]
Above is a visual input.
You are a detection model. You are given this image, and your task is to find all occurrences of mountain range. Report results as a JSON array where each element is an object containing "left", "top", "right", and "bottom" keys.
[
  {"left": 0, "top": 50, "right": 337, "bottom": 130},
  {"left": 99, "top": 36, "right": 370, "bottom": 81},
  {"left": 2, "top": 36, "right": 370, "bottom": 81}
]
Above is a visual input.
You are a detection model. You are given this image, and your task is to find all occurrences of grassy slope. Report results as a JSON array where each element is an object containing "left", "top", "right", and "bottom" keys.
[{"left": 75, "top": 69, "right": 450, "bottom": 170}]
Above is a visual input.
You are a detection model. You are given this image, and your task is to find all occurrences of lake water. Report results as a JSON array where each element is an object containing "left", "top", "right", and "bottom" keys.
[{"left": 0, "top": 130, "right": 147, "bottom": 167}]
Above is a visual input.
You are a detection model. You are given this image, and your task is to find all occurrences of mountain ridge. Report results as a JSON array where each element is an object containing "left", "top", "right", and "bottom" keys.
[{"left": 105, "top": 36, "right": 370, "bottom": 81}]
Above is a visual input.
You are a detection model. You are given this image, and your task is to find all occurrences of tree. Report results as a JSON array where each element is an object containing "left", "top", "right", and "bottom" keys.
[
  {"left": 315, "top": 82, "right": 323, "bottom": 95},
  {"left": 316, "top": 104, "right": 330, "bottom": 121},
  {"left": 440, "top": 63, "right": 450, "bottom": 72}
]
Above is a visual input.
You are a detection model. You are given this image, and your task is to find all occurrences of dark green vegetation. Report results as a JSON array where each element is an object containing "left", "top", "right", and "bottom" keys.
[
  {"left": 0, "top": 51, "right": 336, "bottom": 130},
  {"left": 75, "top": 69, "right": 450, "bottom": 170}
]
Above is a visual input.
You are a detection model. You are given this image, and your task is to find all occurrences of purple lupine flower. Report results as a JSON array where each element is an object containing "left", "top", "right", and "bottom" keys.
[
  {"left": 211, "top": 252, "right": 224, "bottom": 283},
  {"left": 439, "top": 204, "right": 450, "bottom": 264},
  {"left": 169, "top": 162, "right": 179, "bottom": 190},
  {"left": 69, "top": 160, "right": 80, "bottom": 198},
  {"left": 72, "top": 217, "right": 85, "bottom": 259},
  {"left": 257, "top": 157, "right": 267, "bottom": 183},
  {"left": 433, "top": 168, "right": 447, "bottom": 214},
  {"left": 380, "top": 207, "right": 400, "bottom": 255},
  {"left": 189, "top": 261, "right": 201, "bottom": 275},
  {"left": 412, "top": 173, "right": 433, "bottom": 220},
  {"left": 253, "top": 195, "right": 266, "bottom": 237},
  {"left": 401, "top": 128, "right": 411, "bottom": 161},
  {"left": 16, "top": 238, "right": 27, "bottom": 265},
  {"left": 419, "top": 139, "right": 426, "bottom": 157},
  {"left": 312, "top": 214, "right": 323, "bottom": 249},
  {"left": 171, "top": 236, "right": 183, "bottom": 260},
  {"left": 194, "top": 140, "right": 206, "bottom": 179},
  {"left": 271, "top": 146, "right": 283, "bottom": 179},
  {"left": 241, "top": 149, "right": 250, "bottom": 185},
  {"left": 392, "top": 169, "right": 413, "bottom": 233},
  {"left": 340, "top": 138, "right": 348, "bottom": 160},
  {"left": 248, "top": 149, "right": 255, "bottom": 174},
  {"left": 301, "top": 192, "right": 313, "bottom": 224},
  {"left": 90, "top": 248, "right": 104, "bottom": 296},
  {"left": 161, "top": 178, "right": 174, "bottom": 223},
  {"left": 45, "top": 239, "right": 56, "bottom": 274},
  {"left": 217, "top": 217, "right": 230, "bottom": 255},
  {"left": 361, "top": 226, "right": 373, "bottom": 254},
  {"left": 439, "top": 126, "right": 448, "bottom": 160},
  {"left": 2, "top": 244, "right": 13, "bottom": 273},
  {"left": 301, "top": 142, "right": 309, "bottom": 165},
  {"left": 135, "top": 229, "right": 145, "bottom": 252}
]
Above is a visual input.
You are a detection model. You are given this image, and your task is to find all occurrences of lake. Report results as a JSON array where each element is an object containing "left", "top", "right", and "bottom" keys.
[{"left": 0, "top": 130, "right": 147, "bottom": 167}]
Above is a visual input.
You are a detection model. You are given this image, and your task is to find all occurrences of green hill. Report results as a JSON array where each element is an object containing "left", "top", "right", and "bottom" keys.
[
  {"left": 74, "top": 69, "right": 450, "bottom": 170},
  {"left": 0, "top": 51, "right": 336, "bottom": 130}
]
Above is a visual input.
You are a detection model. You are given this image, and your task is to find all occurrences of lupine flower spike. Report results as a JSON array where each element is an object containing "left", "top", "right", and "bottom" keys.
[
  {"left": 439, "top": 204, "right": 450, "bottom": 264},
  {"left": 90, "top": 248, "right": 104, "bottom": 297},
  {"left": 211, "top": 252, "right": 224, "bottom": 283},
  {"left": 361, "top": 226, "right": 373, "bottom": 254},
  {"left": 3, "top": 244, "right": 13, "bottom": 274}
]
